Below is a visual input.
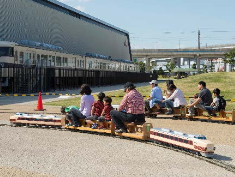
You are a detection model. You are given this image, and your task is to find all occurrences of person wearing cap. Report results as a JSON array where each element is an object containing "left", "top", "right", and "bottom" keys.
[
  {"left": 110, "top": 82, "right": 145, "bottom": 133},
  {"left": 145, "top": 80, "right": 164, "bottom": 113}
]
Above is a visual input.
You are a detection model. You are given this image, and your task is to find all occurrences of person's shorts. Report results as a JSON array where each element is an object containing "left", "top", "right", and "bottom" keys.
[{"left": 85, "top": 115, "right": 98, "bottom": 121}]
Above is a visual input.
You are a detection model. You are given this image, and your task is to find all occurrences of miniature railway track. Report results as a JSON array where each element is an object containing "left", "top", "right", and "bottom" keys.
[{"left": 1, "top": 124, "right": 235, "bottom": 174}]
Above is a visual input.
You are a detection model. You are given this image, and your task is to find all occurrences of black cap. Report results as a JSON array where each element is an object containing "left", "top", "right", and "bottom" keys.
[{"left": 124, "top": 82, "right": 136, "bottom": 91}]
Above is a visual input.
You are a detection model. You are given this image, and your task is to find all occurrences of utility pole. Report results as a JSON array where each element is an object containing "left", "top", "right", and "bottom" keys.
[{"left": 198, "top": 30, "right": 200, "bottom": 49}]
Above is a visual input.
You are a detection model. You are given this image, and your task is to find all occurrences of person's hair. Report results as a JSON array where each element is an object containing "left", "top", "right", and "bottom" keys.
[
  {"left": 168, "top": 84, "right": 177, "bottom": 91},
  {"left": 166, "top": 80, "right": 174, "bottom": 87},
  {"left": 97, "top": 92, "right": 105, "bottom": 101},
  {"left": 103, "top": 96, "right": 112, "bottom": 104},
  {"left": 80, "top": 84, "right": 92, "bottom": 95},
  {"left": 198, "top": 81, "right": 206, "bottom": 87},
  {"left": 61, "top": 106, "right": 66, "bottom": 114},
  {"left": 194, "top": 93, "right": 199, "bottom": 99},
  {"left": 124, "top": 82, "right": 136, "bottom": 91},
  {"left": 213, "top": 88, "right": 220, "bottom": 95}
]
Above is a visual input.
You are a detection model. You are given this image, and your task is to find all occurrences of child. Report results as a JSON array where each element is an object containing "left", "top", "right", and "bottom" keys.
[
  {"left": 98, "top": 96, "right": 113, "bottom": 129},
  {"left": 85, "top": 92, "right": 105, "bottom": 129},
  {"left": 61, "top": 105, "right": 79, "bottom": 126},
  {"left": 205, "top": 88, "right": 221, "bottom": 116}
]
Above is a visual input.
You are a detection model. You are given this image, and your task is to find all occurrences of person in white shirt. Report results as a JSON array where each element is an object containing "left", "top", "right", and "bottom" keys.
[{"left": 161, "top": 84, "right": 187, "bottom": 115}]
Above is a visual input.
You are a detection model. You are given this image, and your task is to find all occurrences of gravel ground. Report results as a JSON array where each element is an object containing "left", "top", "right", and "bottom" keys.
[{"left": 0, "top": 125, "right": 234, "bottom": 177}]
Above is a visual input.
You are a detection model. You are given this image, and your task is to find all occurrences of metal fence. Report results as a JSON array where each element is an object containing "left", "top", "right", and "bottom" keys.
[{"left": 0, "top": 67, "right": 158, "bottom": 94}]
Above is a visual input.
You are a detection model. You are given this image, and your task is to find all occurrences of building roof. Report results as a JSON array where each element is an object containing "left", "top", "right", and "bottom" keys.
[{"left": 45, "top": 0, "right": 129, "bottom": 34}]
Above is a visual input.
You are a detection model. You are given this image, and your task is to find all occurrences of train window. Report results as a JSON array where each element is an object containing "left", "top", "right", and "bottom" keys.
[
  {"left": 175, "top": 137, "right": 178, "bottom": 141},
  {"left": 157, "top": 133, "right": 160, "bottom": 136},
  {"left": 0, "top": 47, "right": 14, "bottom": 57},
  {"left": 170, "top": 136, "right": 174, "bottom": 140},
  {"left": 165, "top": 135, "right": 169, "bottom": 139},
  {"left": 161, "top": 134, "right": 164, "bottom": 137},
  {"left": 81, "top": 60, "right": 84, "bottom": 68},
  {"left": 19, "top": 52, "right": 24, "bottom": 64},
  {"left": 189, "top": 141, "right": 193, "bottom": 145},
  {"left": 56, "top": 56, "right": 61, "bottom": 66},
  {"left": 184, "top": 140, "right": 188, "bottom": 144},
  {"left": 179, "top": 138, "right": 183, "bottom": 142}
]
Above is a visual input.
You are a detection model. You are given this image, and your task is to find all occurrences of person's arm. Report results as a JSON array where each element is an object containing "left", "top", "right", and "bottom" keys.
[
  {"left": 101, "top": 107, "right": 106, "bottom": 116},
  {"left": 80, "top": 96, "right": 85, "bottom": 112},
  {"left": 167, "top": 89, "right": 178, "bottom": 100},
  {"left": 91, "top": 105, "right": 95, "bottom": 115},
  {"left": 118, "top": 94, "right": 128, "bottom": 111},
  {"left": 187, "top": 97, "right": 202, "bottom": 107}
]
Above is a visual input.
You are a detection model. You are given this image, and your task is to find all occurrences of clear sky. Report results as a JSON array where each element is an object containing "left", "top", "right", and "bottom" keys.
[{"left": 58, "top": 0, "right": 235, "bottom": 49}]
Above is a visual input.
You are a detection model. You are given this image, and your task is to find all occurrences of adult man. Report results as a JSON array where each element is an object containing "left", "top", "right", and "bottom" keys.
[
  {"left": 187, "top": 81, "right": 213, "bottom": 116},
  {"left": 110, "top": 82, "right": 145, "bottom": 133},
  {"left": 145, "top": 80, "right": 164, "bottom": 113}
]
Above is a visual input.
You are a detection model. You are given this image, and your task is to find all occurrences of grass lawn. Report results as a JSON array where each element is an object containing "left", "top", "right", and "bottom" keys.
[{"left": 45, "top": 72, "right": 235, "bottom": 110}]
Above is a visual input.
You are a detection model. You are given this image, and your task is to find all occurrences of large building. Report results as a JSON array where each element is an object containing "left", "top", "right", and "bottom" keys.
[{"left": 0, "top": 0, "right": 132, "bottom": 60}]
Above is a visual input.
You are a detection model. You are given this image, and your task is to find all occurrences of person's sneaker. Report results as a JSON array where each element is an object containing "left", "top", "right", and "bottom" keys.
[
  {"left": 165, "top": 111, "right": 173, "bottom": 115},
  {"left": 91, "top": 123, "right": 98, "bottom": 129},
  {"left": 186, "top": 113, "right": 195, "bottom": 117},
  {"left": 66, "top": 123, "right": 73, "bottom": 126},
  {"left": 98, "top": 125, "right": 105, "bottom": 129},
  {"left": 115, "top": 129, "right": 127, "bottom": 133},
  {"left": 210, "top": 113, "right": 217, "bottom": 117},
  {"left": 73, "top": 123, "right": 80, "bottom": 127},
  {"left": 156, "top": 110, "right": 162, "bottom": 114}
]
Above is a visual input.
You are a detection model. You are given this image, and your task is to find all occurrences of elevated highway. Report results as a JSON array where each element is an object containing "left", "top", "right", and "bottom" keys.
[{"left": 131, "top": 48, "right": 230, "bottom": 59}]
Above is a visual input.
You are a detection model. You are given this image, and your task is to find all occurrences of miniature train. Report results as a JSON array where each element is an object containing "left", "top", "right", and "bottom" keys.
[
  {"left": 9, "top": 112, "right": 215, "bottom": 158},
  {"left": 146, "top": 106, "right": 235, "bottom": 124}
]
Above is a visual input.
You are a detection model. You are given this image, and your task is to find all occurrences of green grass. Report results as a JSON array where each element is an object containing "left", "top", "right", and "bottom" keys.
[{"left": 45, "top": 72, "right": 235, "bottom": 110}]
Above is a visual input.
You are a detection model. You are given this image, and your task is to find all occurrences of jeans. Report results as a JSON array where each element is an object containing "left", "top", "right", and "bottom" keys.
[
  {"left": 151, "top": 98, "right": 165, "bottom": 108},
  {"left": 71, "top": 108, "right": 86, "bottom": 125},
  {"left": 164, "top": 100, "right": 174, "bottom": 110},
  {"left": 205, "top": 106, "right": 217, "bottom": 115},
  {"left": 188, "top": 99, "right": 206, "bottom": 114},
  {"left": 110, "top": 110, "right": 145, "bottom": 131}
]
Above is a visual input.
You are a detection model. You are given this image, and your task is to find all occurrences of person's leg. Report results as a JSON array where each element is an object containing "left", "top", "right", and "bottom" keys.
[
  {"left": 165, "top": 100, "right": 174, "bottom": 114},
  {"left": 85, "top": 115, "right": 98, "bottom": 125},
  {"left": 65, "top": 114, "right": 72, "bottom": 124},
  {"left": 205, "top": 106, "right": 213, "bottom": 115},
  {"left": 110, "top": 110, "right": 136, "bottom": 132},
  {"left": 98, "top": 116, "right": 105, "bottom": 128},
  {"left": 188, "top": 99, "right": 195, "bottom": 115},
  {"left": 71, "top": 108, "right": 86, "bottom": 126},
  {"left": 145, "top": 100, "right": 151, "bottom": 112}
]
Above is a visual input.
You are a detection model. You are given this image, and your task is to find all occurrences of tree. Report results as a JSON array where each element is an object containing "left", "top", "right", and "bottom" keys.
[
  {"left": 136, "top": 61, "right": 145, "bottom": 73},
  {"left": 165, "top": 61, "right": 176, "bottom": 73},
  {"left": 192, "top": 63, "right": 197, "bottom": 69},
  {"left": 224, "top": 48, "right": 235, "bottom": 71}
]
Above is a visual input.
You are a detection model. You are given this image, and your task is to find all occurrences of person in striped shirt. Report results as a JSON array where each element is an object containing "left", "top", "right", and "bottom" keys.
[
  {"left": 85, "top": 92, "right": 105, "bottom": 129},
  {"left": 110, "top": 82, "right": 145, "bottom": 133}
]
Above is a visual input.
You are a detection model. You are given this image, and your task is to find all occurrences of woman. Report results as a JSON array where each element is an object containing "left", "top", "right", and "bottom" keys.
[
  {"left": 70, "top": 84, "right": 94, "bottom": 127},
  {"left": 162, "top": 84, "right": 187, "bottom": 115}
]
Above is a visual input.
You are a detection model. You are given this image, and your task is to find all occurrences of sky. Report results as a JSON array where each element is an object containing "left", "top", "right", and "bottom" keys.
[{"left": 58, "top": 0, "right": 235, "bottom": 49}]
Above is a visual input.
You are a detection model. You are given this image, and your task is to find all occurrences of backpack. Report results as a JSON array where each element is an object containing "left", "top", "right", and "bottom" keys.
[{"left": 218, "top": 96, "right": 226, "bottom": 111}]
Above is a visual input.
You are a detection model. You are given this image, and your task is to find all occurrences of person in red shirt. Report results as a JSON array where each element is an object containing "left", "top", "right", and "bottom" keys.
[
  {"left": 85, "top": 92, "right": 105, "bottom": 129},
  {"left": 98, "top": 96, "right": 113, "bottom": 129},
  {"left": 110, "top": 82, "right": 145, "bottom": 133}
]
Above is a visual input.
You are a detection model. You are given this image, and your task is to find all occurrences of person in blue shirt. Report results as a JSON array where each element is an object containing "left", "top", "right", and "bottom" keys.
[{"left": 145, "top": 80, "right": 164, "bottom": 113}]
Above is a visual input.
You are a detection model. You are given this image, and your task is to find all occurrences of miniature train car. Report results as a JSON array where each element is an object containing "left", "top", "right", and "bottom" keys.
[
  {"left": 185, "top": 108, "right": 235, "bottom": 123},
  {"left": 10, "top": 113, "right": 65, "bottom": 127},
  {"left": 150, "top": 128, "right": 215, "bottom": 158}
]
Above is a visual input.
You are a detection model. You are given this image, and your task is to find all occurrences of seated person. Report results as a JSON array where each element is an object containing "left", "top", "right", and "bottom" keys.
[
  {"left": 205, "top": 88, "right": 224, "bottom": 116},
  {"left": 187, "top": 81, "right": 213, "bottom": 116},
  {"left": 85, "top": 92, "right": 105, "bottom": 129},
  {"left": 144, "top": 80, "right": 163, "bottom": 112},
  {"left": 161, "top": 84, "right": 187, "bottom": 114},
  {"left": 111, "top": 82, "right": 145, "bottom": 133},
  {"left": 61, "top": 105, "right": 79, "bottom": 126},
  {"left": 70, "top": 84, "right": 94, "bottom": 127},
  {"left": 97, "top": 96, "right": 113, "bottom": 129}
]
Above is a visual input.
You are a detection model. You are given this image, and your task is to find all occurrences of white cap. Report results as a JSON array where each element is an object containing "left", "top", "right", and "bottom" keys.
[{"left": 149, "top": 80, "right": 158, "bottom": 84}]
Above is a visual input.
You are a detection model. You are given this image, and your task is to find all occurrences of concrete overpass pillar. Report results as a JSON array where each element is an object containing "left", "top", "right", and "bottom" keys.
[
  {"left": 146, "top": 57, "right": 151, "bottom": 73},
  {"left": 197, "top": 58, "right": 200, "bottom": 72}
]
